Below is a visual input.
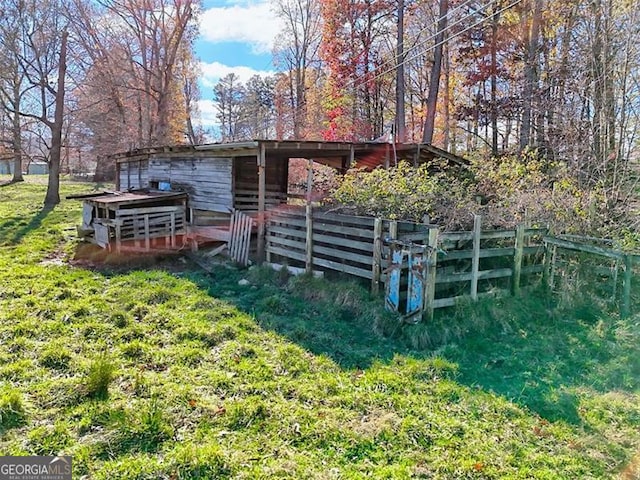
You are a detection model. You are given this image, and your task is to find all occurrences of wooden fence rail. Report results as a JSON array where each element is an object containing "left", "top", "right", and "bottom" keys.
[
  {"left": 543, "top": 235, "right": 639, "bottom": 318},
  {"left": 265, "top": 206, "right": 549, "bottom": 319}
]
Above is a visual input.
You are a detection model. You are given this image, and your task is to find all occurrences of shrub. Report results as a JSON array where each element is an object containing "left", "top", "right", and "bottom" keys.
[{"left": 328, "top": 154, "right": 635, "bottom": 242}]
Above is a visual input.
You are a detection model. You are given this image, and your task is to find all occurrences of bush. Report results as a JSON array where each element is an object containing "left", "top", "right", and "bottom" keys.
[{"left": 329, "top": 154, "right": 635, "bottom": 242}]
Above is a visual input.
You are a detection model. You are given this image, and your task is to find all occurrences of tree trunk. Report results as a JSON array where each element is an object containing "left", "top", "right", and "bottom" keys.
[
  {"left": 490, "top": 7, "right": 499, "bottom": 157},
  {"left": 422, "top": 0, "right": 448, "bottom": 144},
  {"left": 395, "top": 0, "right": 406, "bottom": 143},
  {"left": 11, "top": 82, "right": 23, "bottom": 183},
  {"left": 519, "top": 0, "right": 543, "bottom": 153},
  {"left": 44, "top": 30, "right": 67, "bottom": 206}
]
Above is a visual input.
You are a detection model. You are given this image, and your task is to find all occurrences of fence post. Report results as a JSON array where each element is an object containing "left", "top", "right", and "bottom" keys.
[
  {"left": 512, "top": 223, "right": 525, "bottom": 295},
  {"left": 305, "top": 202, "right": 313, "bottom": 274},
  {"left": 621, "top": 254, "right": 632, "bottom": 319},
  {"left": 371, "top": 218, "right": 383, "bottom": 293},
  {"left": 424, "top": 227, "right": 439, "bottom": 321},
  {"left": 388, "top": 220, "right": 398, "bottom": 240},
  {"left": 470, "top": 215, "right": 482, "bottom": 300},
  {"left": 611, "top": 258, "right": 619, "bottom": 301}
]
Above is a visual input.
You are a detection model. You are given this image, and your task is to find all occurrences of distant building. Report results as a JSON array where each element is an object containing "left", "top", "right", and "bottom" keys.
[{"left": 28, "top": 161, "right": 49, "bottom": 175}]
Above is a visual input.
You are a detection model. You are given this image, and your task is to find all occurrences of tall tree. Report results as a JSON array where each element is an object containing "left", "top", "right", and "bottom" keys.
[
  {"left": 213, "top": 73, "right": 244, "bottom": 142},
  {"left": 518, "top": 0, "right": 543, "bottom": 152},
  {"left": 273, "top": 0, "right": 322, "bottom": 139},
  {"left": 319, "top": 0, "right": 395, "bottom": 140},
  {"left": 70, "top": 0, "right": 199, "bottom": 150},
  {"left": 395, "top": 0, "right": 406, "bottom": 143},
  {"left": 422, "top": 0, "right": 449, "bottom": 144},
  {"left": 0, "top": 0, "right": 28, "bottom": 183},
  {"left": 2, "top": 0, "right": 70, "bottom": 204}
]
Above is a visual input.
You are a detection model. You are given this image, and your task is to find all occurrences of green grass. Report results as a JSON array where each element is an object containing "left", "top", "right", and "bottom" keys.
[{"left": 0, "top": 176, "right": 639, "bottom": 478}]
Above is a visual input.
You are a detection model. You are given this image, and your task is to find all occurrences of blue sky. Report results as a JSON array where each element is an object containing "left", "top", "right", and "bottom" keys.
[{"left": 197, "top": 0, "right": 282, "bottom": 128}]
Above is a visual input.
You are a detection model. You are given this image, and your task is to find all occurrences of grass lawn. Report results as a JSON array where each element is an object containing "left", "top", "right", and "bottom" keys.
[{"left": 0, "top": 176, "right": 639, "bottom": 479}]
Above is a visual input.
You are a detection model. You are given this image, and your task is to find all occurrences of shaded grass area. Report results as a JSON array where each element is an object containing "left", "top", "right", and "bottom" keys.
[{"left": 0, "top": 178, "right": 639, "bottom": 478}]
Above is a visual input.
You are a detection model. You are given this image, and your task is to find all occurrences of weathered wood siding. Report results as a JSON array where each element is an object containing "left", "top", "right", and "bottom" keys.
[
  {"left": 234, "top": 156, "right": 288, "bottom": 212},
  {"left": 148, "top": 156, "right": 233, "bottom": 213},
  {"left": 119, "top": 160, "right": 149, "bottom": 190}
]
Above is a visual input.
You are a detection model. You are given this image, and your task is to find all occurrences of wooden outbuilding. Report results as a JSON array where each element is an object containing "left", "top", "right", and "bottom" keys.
[{"left": 105, "top": 140, "right": 467, "bottom": 260}]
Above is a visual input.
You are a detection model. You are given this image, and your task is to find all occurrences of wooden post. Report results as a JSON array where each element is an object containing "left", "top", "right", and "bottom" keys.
[
  {"left": 371, "top": 218, "right": 383, "bottom": 293},
  {"left": 144, "top": 215, "right": 150, "bottom": 251},
  {"left": 115, "top": 221, "right": 122, "bottom": 254},
  {"left": 349, "top": 145, "right": 355, "bottom": 170},
  {"left": 611, "top": 259, "right": 619, "bottom": 301},
  {"left": 512, "top": 223, "right": 525, "bottom": 295},
  {"left": 470, "top": 215, "right": 481, "bottom": 300},
  {"left": 257, "top": 143, "right": 266, "bottom": 263},
  {"left": 388, "top": 220, "right": 398, "bottom": 240},
  {"left": 423, "top": 227, "right": 439, "bottom": 321},
  {"left": 170, "top": 212, "right": 176, "bottom": 248},
  {"left": 621, "top": 254, "right": 632, "bottom": 319},
  {"left": 305, "top": 202, "right": 313, "bottom": 274},
  {"left": 549, "top": 244, "right": 558, "bottom": 289},
  {"left": 542, "top": 238, "right": 551, "bottom": 288}
]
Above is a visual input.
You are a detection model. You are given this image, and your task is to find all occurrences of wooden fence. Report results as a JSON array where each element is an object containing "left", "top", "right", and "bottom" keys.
[
  {"left": 265, "top": 205, "right": 548, "bottom": 319},
  {"left": 544, "top": 235, "right": 639, "bottom": 318}
]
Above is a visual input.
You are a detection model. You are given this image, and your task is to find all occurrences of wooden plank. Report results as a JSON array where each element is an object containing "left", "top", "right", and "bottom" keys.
[
  {"left": 306, "top": 203, "right": 313, "bottom": 273},
  {"left": 424, "top": 228, "right": 439, "bottom": 321},
  {"left": 313, "top": 211, "right": 376, "bottom": 227},
  {"left": 371, "top": 218, "right": 383, "bottom": 293},
  {"left": 313, "top": 256, "right": 374, "bottom": 280},
  {"left": 257, "top": 145, "right": 266, "bottom": 263},
  {"left": 312, "top": 222, "right": 375, "bottom": 239},
  {"left": 512, "top": 224, "right": 525, "bottom": 295},
  {"left": 438, "top": 247, "right": 515, "bottom": 261},
  {"left": 228, "top": 210, "right": 253, "bottom": 266},
  {"left": 170, "top": 212, "right": 176, "bottom": 248},
  {"left": 266, "top": 234, "right": 306, "bottom": 251},
  {"left": 470, "top": 215, "right": 481, "bottom": 300},
  {"left": 622, "top": 255, "right": 632, "bottom": 319},
  {"left": 270, "top": 216, "right": 306, "bottom": 228},
  {"left": 313, "top": 233, "right": 374, "bottom": 253},
  {"left": 543, "top": 236, "right": 625, "bottom": 260},
  {"left": 117, "top": 205, "right": 184, "bottom": 216},
  {"left": 312, "top": 245, "right": 372, "bottom": 266},
  {"left": 480, "top": 230, "right": 517, "bottom": 240},
  {"left": 188, "top": 200, "right": 233, "bottom": 212},
  {"left": 267, "top": 225, "right": 306, "bottom": 239},
  {"left": 436, "top": 268, "right": 513, "bottom": 284},
  {"left": 267, "top": 245, "right": 307, "bottom": 263}
]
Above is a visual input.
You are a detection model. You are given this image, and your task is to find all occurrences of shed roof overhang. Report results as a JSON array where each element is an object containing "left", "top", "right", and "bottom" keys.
[{"left": 112, "top": 140, "right": 468, "bottom": 170}]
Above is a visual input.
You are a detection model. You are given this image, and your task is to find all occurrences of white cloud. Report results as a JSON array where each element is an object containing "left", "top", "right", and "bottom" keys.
[
  {"left": 200, "top": 1, "right": 283, "bottom": 54},
  {"left": 200, "top": 61, "right": 275, "bottom": 88},
  {"left": 198, "top": 99, "right": 219, "bottom": 128}
]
